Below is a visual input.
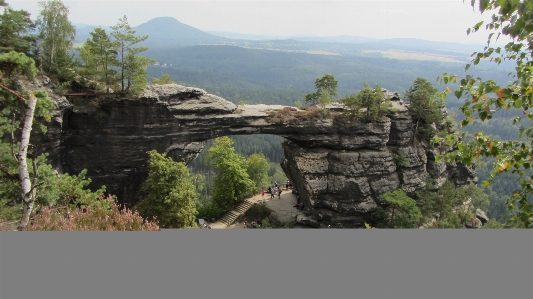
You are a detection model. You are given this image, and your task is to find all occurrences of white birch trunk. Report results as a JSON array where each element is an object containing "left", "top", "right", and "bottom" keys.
[{"left": 18, "top": 94, "right": 37, "bottom": 230}]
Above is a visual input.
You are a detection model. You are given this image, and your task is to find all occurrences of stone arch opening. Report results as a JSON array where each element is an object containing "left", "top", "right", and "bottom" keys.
[{"left": 184, "top": 134, "right": 288, "bottom": 208}]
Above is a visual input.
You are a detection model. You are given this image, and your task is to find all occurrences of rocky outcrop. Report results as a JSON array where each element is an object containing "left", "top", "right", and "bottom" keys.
[
  {"left": 32, "top": 83, "right": 476, "bottom": 226},
  {"left": 475, "top": 209, "right": 489, "bottom": 224}
]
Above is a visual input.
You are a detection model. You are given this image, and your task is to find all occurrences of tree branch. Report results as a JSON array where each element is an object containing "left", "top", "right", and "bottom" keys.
[
  {"left": 0, "top": 164, "right": 18, "bottom": 181},
  {"left": 0, "top": 83, "right": 28, "bottom": 107},
  {"left": 11, "top": 113, "right": 19, "bottom": 163}
]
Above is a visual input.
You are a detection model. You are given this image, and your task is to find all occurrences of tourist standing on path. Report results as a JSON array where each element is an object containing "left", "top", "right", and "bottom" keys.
[
  {"left": 278, "top": 188, "right": 282, "bottom": 199},
  {"left": 262, "top": 190, "right": 265, "bottom": 200},
  {"left": 271, "top": 188, "right": 275, "bottom": 199}
]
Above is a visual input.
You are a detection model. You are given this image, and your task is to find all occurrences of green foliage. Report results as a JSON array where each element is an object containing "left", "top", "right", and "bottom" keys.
[
  {"left": 35, "top": 164, "right": 106, "bottom": 209},
  {"left": 246, "top": 153, "right": 270, "bottom": 194},
  {"left": 405, "top": 77, "right": 444, "bottom": 141},
  {"left": 341, "top": 83, "right": 394, "bottom": 123},
  {"left": 318, "top": 89, "right": 332, "bottom": 113},
  {"left": 27, "top": 195, "right": 160, "bottom": 231},
  {"left": 436, "top": 0, "right": 533, "bottom": 227},
  {"left": 415, "top": 179, "right": 491, "bottom": 228},
  {"left": 196, "top": 201, "right": 224, "bottom": 221},
  {"left": 435, "top": 181, "right": 461, "bottom": 225},
  {"left": 261, "top": 217, "right": 271, "bottom": 228},
  {"left": 247, "top": 202, "right": 271, "bottom": 220},
  {"left": 456, "top": 183, "right": 490, "bottom": 212},
  {"left": 481, "top": 219, "right": 503, "bottom": 229},
  {"left": 414, "top": 178, "right": 439, "bottom": 223},
  {"left": 0, "top": 51, "right": 37, "bottom": 80},
  {"left": 304, "top": 74, "right": 337, "bottom": 105},
  {"left": 207, "top": 136, "right": 254, "bottom": 211},
  {"left": 49, "top": 47, "right": 76, "bottom": 82},
  {"left": 126, "top": 55, "right": 154, "bottom": 94},
  {"left": 152, "top": 73, "right": 175, "bottom": 85},
  {"left": 135, "top": 150, "right": 198, "bottom": 228},
  {"left": 393, "top": 152, "right": 410, "bottom": 168},
  {"left": 377, "top": 189, "right": 422, "bottom": 228}
]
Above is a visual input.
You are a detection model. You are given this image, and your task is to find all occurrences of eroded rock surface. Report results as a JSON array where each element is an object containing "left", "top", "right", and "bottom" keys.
[{"left": 36, "top": 83, "right": 476, "bottom": 227}]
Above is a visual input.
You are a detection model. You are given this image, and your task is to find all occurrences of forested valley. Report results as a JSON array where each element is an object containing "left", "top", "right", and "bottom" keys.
[{"left": 1, "top": 0, "right": 532, "bottom": 229}]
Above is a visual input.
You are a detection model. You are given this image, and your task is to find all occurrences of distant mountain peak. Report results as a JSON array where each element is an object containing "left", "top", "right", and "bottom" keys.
[
  {"left": 139, "top": 16, "right": 184, "bottom": 26},
  {"left": 134, "top": 17, "right": 228, "bottom": 48}
]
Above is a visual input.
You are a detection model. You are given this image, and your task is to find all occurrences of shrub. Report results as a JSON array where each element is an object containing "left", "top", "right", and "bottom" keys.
[
  {"left": 393, "top": 153, "right": 410, "bottom": 168},
  {"left": 27, "top": 195, "right": 160, "bottom": 231},
  {"left": 261, "top": 217, "right": 271, "bottom": 228},
  {"left": 481, "top": 219, "right": 503, "bottom": 229},
  {"left": 247, "top": 202, "right": 271, "bottom": 220},
  {"left": 196, "top": 202, "right": 225, "bottom": 221}
]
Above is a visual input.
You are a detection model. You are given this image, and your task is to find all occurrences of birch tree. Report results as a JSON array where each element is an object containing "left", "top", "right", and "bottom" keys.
[
  {"left": 0, "top": 51, "right": 54, "bottom": 230},
  {"left": 36, "top": 0, "right": 75, "bottom": 75}
]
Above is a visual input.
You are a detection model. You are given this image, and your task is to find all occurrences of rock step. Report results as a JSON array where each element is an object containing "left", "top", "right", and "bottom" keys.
[
  {"left": 234, "top": 200, "right": 253, "bottom": 213},
  {"left": 218, "top": 199, "right": 255, "bottom": 226},
  {"left": 219, "top": 211, "right": 239, "bottom": 226}
]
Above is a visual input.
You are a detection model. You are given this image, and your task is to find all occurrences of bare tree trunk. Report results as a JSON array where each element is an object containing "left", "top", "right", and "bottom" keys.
[
  {"left": 18, "top": 94, "right": 38, "bottom": 230},
  {"left": 49, "top": 42, "right": 55, "bottom": 74},
  {"left": 390, "top": 205, "right": 396, "bottom": 226},
  {"left": 120, "top": 46, "right": 125, "bottom": 92}
]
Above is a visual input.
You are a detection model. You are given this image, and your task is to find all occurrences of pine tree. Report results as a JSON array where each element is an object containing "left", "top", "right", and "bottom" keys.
[
  {"left": 405, "top": 77, "right": 443, "bottom": 141},
  {"left": 0, "top": 3, "right": 36, "bottom": 55},
  {"left": 78, "top": 27, "right": 118, "bottom": 93},
  {"left": 111, "top": 15, "right": 152, "bottom": 93}
]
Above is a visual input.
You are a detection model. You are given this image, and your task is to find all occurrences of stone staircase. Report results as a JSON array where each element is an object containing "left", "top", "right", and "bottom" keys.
[{"left": 218, "top": 199, "right": 254, "bottom": 226}]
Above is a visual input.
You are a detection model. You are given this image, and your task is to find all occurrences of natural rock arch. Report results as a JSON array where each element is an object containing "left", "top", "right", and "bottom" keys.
[{"left": 45, "top": 84, "right": 475, "bottom": 227}]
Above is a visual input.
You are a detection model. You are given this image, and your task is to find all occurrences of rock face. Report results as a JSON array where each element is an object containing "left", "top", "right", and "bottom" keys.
[{"left": 36, "top": 84, "right": 476, "bottom": 226}]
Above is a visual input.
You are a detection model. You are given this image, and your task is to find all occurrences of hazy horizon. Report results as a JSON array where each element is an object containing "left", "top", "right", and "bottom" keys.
[{"left": 7, "top": 0, "right": 506, "bottom": 45}]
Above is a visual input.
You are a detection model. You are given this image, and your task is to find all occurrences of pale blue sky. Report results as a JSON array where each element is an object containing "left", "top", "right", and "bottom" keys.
[{"left": 7, "top": 0, "right": 502, "bottom": 44}]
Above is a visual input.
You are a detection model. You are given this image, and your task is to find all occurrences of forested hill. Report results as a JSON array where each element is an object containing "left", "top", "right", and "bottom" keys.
[
  {"left": 73, "top": 16, "right": 511, "bottom": 108},
  {"left": 127, "top": 18, "right": 512, "bottom": 107},
  {"left": 146, "top": 44, "right": 511, "bottom": 107}
]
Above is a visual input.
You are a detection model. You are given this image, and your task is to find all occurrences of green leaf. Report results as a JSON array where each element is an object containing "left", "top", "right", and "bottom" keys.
[{"left": 454, "top": 89, "right": 464, "bottom": 99}]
